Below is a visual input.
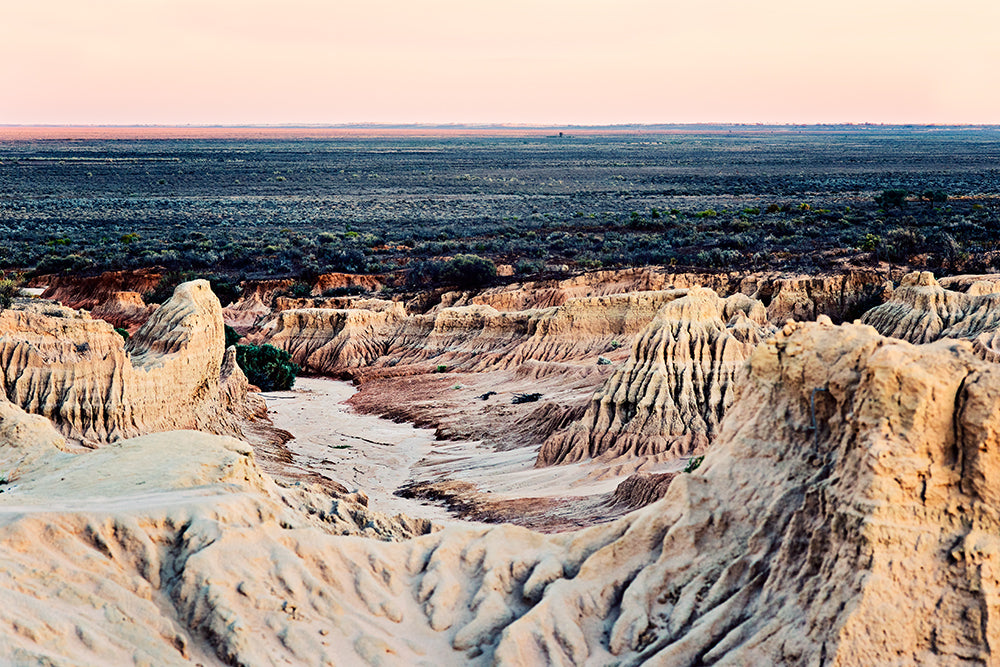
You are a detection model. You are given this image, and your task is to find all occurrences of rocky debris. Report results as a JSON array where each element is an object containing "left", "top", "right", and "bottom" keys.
[
  {"left": 538, "top": 288, "right": 773, "bottom": 467},
  {"left": 861, "top": 271, "right": 1000, "bottom": 360},
  {"left": 88, "top": 290, "right": 158, "bottom": 332},
  {"left": 5, "top": 321, "right": 1000, "bottom": 664},
  {"left": 0, "top": 281, "right": 260, "bottom": 443}
]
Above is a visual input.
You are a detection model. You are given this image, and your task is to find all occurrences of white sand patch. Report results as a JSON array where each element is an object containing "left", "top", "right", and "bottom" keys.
[{"left": 261, "top": 376, "right": 456, "bottom": 521}]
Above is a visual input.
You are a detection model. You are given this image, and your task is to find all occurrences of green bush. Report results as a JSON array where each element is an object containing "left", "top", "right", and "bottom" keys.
[
  {"left": 235, "top": 344, "right": 299, "bottom": 391},
  {"left": 224, "top": 324, "right": 242, "bottom": 348},
  {"left": 684, "top": 455, "right": 705, "bottom": 473},
  {"left": 442, "top": 254, "right": 497, "bottom": 288},
  {"left": 0, "top": 278, "right": 19, "bottom": 310},
  {"left": 875, "top": 189, "right": 908, "bottom": 208}
]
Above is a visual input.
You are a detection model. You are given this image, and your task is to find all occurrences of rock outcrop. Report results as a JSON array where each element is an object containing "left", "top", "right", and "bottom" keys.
[
  {"left": 221, "top": 279, "right": 295, "bottom": 332},
  {"left": 6, "top": 321, "right": 1000, "bottom": 664},
  {"left": 860, "top": 270, "right": 972, "bottom": 343},
  {"left": 861, "top": 271, "right": 1000, "bottom": 360},
  {"left": 221, "top": 273, "right": 385, "bottom": 333},
  {"left": 250, "top": 300, "right": 407, "bottom": 373},
  {"left": 434, "top": 266, "right": 889, "bottom": 324},
  {"left": 538, "top": 288, "right": 772, "bottom": 466},
  {"left": 0, "top": 281, "right": 259, "bottom": 443}
]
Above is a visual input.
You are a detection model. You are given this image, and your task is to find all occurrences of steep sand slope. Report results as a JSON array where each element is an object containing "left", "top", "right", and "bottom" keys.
[
  {"left": 4, "top": 321, "right": 1000, "bottom": 664},
  {"left": 0, "top": 281, "right": 259, "bottom": 443},
  {"left": 538, "top": 287, "right": 773, "bottom": 466}
]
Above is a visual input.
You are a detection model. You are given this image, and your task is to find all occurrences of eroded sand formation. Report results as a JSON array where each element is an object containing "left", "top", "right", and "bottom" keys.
[
  {"left": 33, "top": 268, "right": 164, "bottom": 311},
  {"left": 538, "top": 287, "right": 773, "bottom": 467},
  {"left": 5, "top": 318, "right": 1000, "bottom": 664},
  {"left": 0, "top": 280, "right": 259, "bottom": 444},
  {"left": 89, "top": 290, "right": 158, "bottom": 332},
  {"left": 861, "top": 270, "right": 1000, "bottom": 360},
  {"left": 433, "top": 267, "right": 890, "bottom": 325}
]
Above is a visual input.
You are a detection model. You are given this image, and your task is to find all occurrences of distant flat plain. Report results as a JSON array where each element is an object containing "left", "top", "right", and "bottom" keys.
[{"left": 1, "top": 125, "right": 998, "bottom": 280}]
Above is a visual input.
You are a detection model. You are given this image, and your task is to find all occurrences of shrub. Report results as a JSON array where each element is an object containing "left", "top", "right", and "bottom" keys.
[
  {"left": 515, "top": 259, "right": 544, "bottom": 276},
  {"left": 921, "top": 190, "right": 948, "bottom": 203},
  {"left": 114, "top": 327, "right": 130, "bottom": 341},
  {"left": 406, "top": 259, "right": 447, "bottom": 287},
  {"left": 859, "top": 233, "right": 882, "bottom": 252},
  {"left": 285, "top": 281, "right": 313, "bottom": 298},
  {"left": 875, "top": 189, "right": 908, "bottom": 208},
  {"left": 224, "top": 324, "right": 242, "bottom": 348},
  {"left": 441, "top": 254, "right": 497, "bottom": 288},
  {"left": 0, "top": 277, "right": 19, "bottom": 310},
  {"left": 235, "top": 344, "right": 299, "bottom": 391},
  {"left": 683, "top": 455, "right": 705, "bottom": 473}
]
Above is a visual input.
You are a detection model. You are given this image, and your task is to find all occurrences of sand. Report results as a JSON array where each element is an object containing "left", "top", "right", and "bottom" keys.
[
  {"left": 260, "top": 376, "right": 456, "bottom": 521},
  {"left": 262, "top": 376, "right": 682, "bottom": 531}
]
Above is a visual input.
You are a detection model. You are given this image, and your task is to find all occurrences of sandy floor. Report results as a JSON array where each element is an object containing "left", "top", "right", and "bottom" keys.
[
  {"left": 263, "top": 377, "right": 681, "bottom": 529},
  {"left": 260, "top": 377, "right": 457, "bottom": 521}
]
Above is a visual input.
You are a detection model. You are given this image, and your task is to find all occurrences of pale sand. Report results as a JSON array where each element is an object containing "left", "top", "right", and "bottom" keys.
[
  {"left": 264, "top": 377, "right": 679, "bottom": 526},
  {"left": 260, "top": 376, "right": 456, "bottom": 521}
]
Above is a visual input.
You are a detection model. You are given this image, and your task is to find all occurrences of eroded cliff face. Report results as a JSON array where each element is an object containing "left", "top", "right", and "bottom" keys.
[
  {"left": 4, "top": 321, "right": 1000, "bottom": 665},
  {"left": 537, "top": 287, "right": 773, "bottom": 467},
  {"left": 88, "top": 290, "right": 158, "bottom": 332},
  {"left": 861, "top": 270, "right": 1000, "bottom": 360},
  {"left": 249, "top": 300, "right": 406, "bottom": 373},
  {"left": 433, "top": 267, "right": 889, "bottom": 324},
  {"left": 0, "top": 281, "right": 259, "bottom": 443},
  {"left": 32, "top": 268, "right": 164, "bottom": 310},
  {"left": 256, "top": 290, "right": 686, "bottom": 380}
]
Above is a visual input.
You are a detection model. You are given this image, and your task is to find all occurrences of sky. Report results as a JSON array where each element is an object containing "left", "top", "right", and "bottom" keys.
[{"left": 2, "top": 0, "right": 999, "bottom": 126}]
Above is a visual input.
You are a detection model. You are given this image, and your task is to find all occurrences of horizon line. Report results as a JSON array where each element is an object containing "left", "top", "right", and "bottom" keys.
[{"left": 3, "top": 122, "right": 1000, "bottom": 129}]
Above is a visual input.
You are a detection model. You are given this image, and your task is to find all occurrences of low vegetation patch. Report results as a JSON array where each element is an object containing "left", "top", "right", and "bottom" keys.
[{"left": 235, "top": 344, "right": 299, "bottom": 391}]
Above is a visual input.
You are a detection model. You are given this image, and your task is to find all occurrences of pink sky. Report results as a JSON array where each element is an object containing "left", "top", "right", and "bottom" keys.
[{"left": 3, "top": 0, "right": 998, "bottom": 125}]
